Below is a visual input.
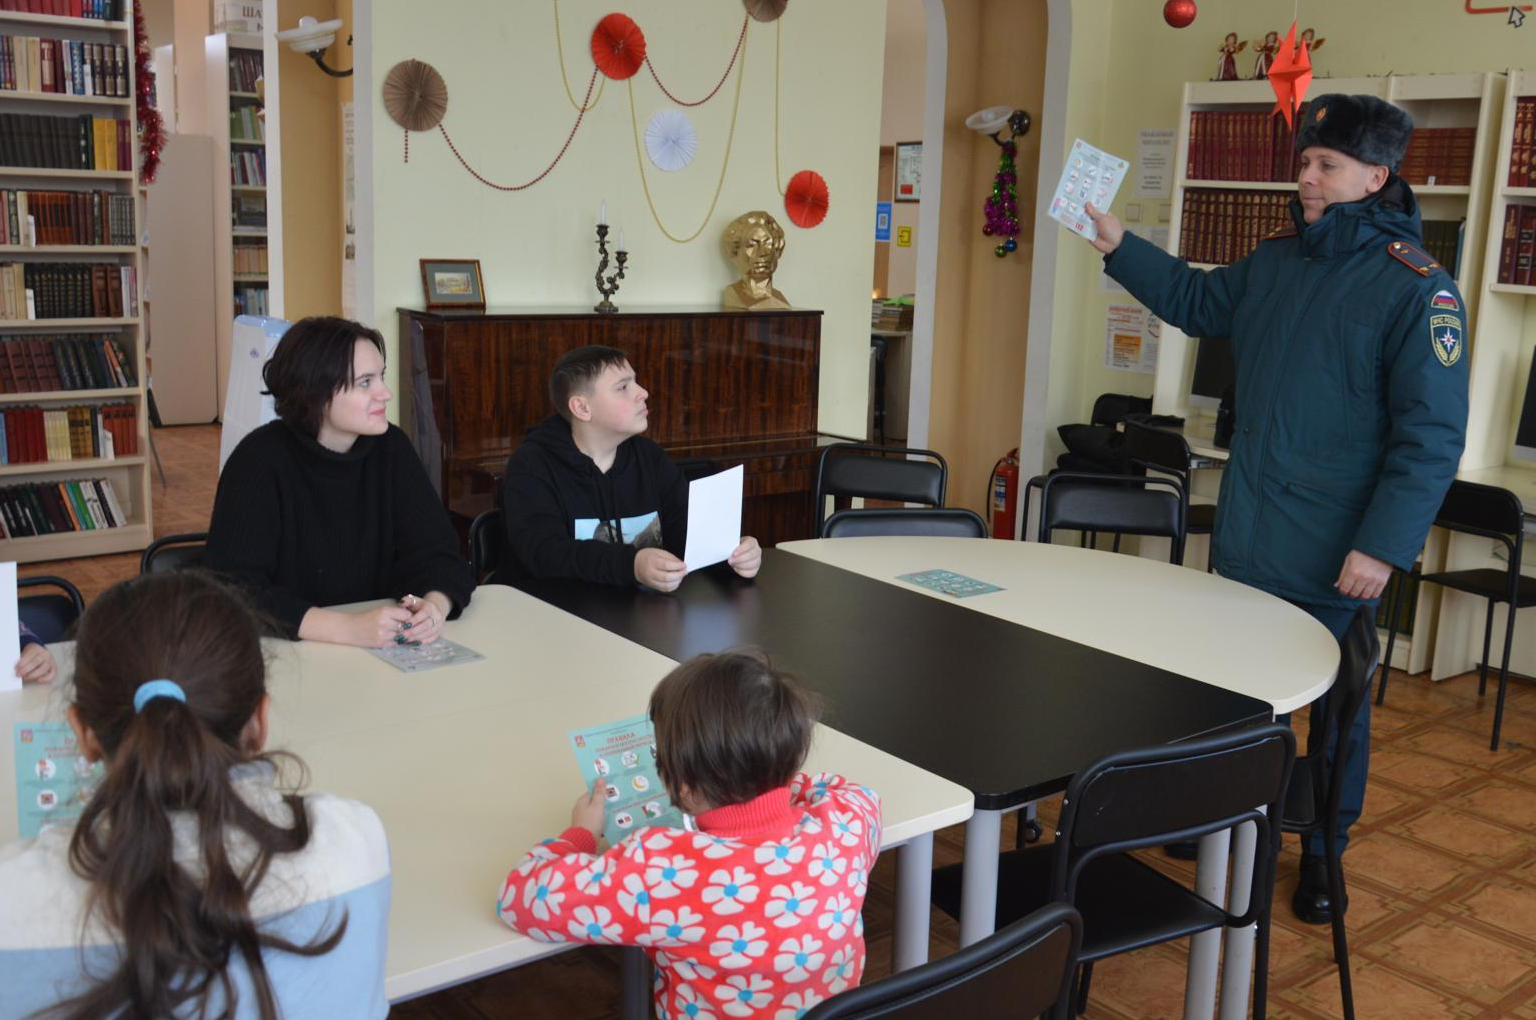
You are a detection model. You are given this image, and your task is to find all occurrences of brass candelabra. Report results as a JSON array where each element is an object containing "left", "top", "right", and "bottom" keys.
[{"left": 594, "top": 224, "right": 628, "bottom": 314}]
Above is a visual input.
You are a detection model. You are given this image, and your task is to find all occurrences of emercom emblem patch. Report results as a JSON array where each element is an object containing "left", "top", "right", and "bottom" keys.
[{"left": 1430, "top": 314, "right": 1463, "bottom": 367}]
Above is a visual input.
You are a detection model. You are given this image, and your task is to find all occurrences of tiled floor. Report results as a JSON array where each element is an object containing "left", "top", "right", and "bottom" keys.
[{"left": 18, "top": 423, "right": 1536, "bottom": 1019}]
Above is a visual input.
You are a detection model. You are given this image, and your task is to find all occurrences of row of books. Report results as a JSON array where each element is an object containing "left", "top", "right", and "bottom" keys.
[
  {"left": 228, "top": 50, "right": 262, "bottom": 93},
  {"left": 1396, "top": 128, "right": 1476, "bottom": 187},
  {"left": 0, "top": 0, "right": 120, "bottom": 18},
  {"left": 1177, "top": 189, "right": 1292, "bottom": 266},
  {"left": 233, "top": 243, "right": 267, "bottom": 276},
  {"left": 230, "top": 149, "right": 266, "bottom": 187},
  {"left": 870, "top": 299, "right": 912, "bottom": 330},
  {"left": 0, "top": 477, "right": 130, "bottom": 541},
  {"left": 1, "top": 401, "right": 135, "bottom": 464},
  {"left": 234, "top": 283, "right": 268, "bottom": 317},
  {"left": 1185, "top": 108, "right": 1309, "bottom": 183},
  {"left": 0, "top": 333, "right": 135, "bottom": 391},
  {"left": 229, "top": 106, "right": 263, "bottom": 143},
  {"left": 1, "top": 188, "right": 134, "bottom": 246},
  {"left": 0, "top": 34, "right": 129, "bottom": 97},
  {"left": 1418, "top": 219, "right": 1466, "bottom": 278},
  {"left": 0, "top": 113, "right": 130, "bottom": 171},
  {"left": 1495, "top": 204, "right": 1536, "bottom": 285},
  {"left": 1509, "top": 98, "right": 1536, "bottom": 188},
  {"left": 0, "top": 262, "right": 137, "bottom": 319},
  {"left": 232, "top": 193, "right": 265, "bottom": 228}
]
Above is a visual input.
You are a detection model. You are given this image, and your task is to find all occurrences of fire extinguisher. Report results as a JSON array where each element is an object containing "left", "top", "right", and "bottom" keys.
[{"left": 989, "top": 448, "right": 1020, "bottom": 539}]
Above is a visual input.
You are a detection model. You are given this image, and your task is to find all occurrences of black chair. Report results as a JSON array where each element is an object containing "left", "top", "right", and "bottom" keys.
[
  {"left": 1034, "top": 470, "right": 1187, "bottom": 565},
  {"left": 1376, "top": 480, "right": 1535, "bottom": 750},
  {"left": 469, "top": 508, "right": 504, "bottom": 582},
  {"left": 1279, "top": 604, "right": 1379, "bottom": 1020},
  {"left": 823, "top": 507, "right": 987, "bottom": 539},
  {"left": 813, "top": 442, "right": 948, "bottom": 537},
  {"left": 1125, "top": 420, "right": 1216, "bottom": 564},
  {"left": 931, "top": 723, "right": 1295, "bottom": 1020},
  {"left": 139, "top": 531, "right": 208, "bottom": 574},
  {"left": 18, "top": 575, "right": 85, "bottom": 643},
  {"left": 802, "top": 902, "right": 1082, "bottom": 1020}
]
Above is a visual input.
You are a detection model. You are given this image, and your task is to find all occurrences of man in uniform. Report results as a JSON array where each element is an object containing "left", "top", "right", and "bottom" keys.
[{"left": 1085, "top": 94, "right": 1470, "bottom": 922}]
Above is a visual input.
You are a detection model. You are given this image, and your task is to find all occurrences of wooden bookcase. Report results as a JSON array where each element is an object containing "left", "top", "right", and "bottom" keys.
[
  {"left": 205, "top": 30, "right": 270, "bottom": 419},
  {"left": 0, "top": 4, "right": 153, "bottom": 562},
  {"left": 1153, "top": 72, "right": 1504, "bottom": 674}
]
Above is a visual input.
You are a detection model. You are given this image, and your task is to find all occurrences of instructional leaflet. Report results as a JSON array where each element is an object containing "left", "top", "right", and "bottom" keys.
[
  {"left": 14, "top": 722, "right": 104, "bottom": 839},
  {"left": 1049, "top": 139, "right": 1131, "bottom": 242},
  {"left": 898, "top": 569, "right": 1003, "bottom": 598},
  {"left": 364, "top": 638, "right": 485, "bottom": 673},
  {"left": 569, "top": 713, "right": 685, "bottom": 845}
]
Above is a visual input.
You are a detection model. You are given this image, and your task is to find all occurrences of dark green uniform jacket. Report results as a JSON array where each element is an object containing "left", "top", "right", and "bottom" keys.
[{"left": 1104, "top": 178, "right": 1469, "bottom": 608}]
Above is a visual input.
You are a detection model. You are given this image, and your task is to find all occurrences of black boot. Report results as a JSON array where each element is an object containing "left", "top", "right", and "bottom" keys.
[{"left": 1292, "top": 853, "right": 1346, "bottom": 925}]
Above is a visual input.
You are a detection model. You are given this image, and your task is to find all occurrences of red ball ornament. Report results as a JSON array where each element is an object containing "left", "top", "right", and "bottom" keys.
[{"left": 1163, "top": 0, "right": 1196, "bottom": 28}]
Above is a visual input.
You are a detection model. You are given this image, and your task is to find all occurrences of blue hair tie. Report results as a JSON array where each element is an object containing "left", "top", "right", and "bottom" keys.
[{"left": 133, "top": 679, "right": 187, "bottom": 714}]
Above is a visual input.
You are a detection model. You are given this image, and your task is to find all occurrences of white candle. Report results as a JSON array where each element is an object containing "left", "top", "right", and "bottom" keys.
[
  {"left": 599, "top": 200, "right": 608, "bottom": 226},
  {"left": 617, "top": 229, "right": 626, "bottom": 251}
]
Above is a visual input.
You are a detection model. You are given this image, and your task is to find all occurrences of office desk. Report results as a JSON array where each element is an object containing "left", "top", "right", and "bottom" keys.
[
  {"left": 514, "top": 546, "right": 1335, "bottom": 1020},
  {"left": 0, "top": 586, "right": 972, "bottom": 1003},
  {"left": 1180, "top": 416, "right": 1230, "bottom": 464}
]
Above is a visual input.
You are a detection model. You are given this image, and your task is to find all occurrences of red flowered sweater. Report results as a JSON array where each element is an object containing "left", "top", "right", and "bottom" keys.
[{"left": 497, "top": 773, "right": 882, "bottom": 1020}]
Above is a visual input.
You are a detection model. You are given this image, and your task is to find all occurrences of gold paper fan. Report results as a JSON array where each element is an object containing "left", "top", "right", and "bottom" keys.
[
  {"left": 743, "top": 0, "right": 788, "bottom": 22},
  {"left": 383, "top": 59, "right": 448, "bottom": 132}
]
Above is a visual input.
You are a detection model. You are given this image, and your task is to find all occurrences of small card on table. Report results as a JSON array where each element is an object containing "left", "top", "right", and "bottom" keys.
[
  {"left": 569, "top": 713, "right": 685, "bottom": 845},
  {"left": 365, "top": 638, "right": 485, "bottom": 673},
  {"left": 899, "top": 569, "right": 1003, "bottom": 598},
  {"left": 14, "top": 722, "right": 104, "bottom": 839}
]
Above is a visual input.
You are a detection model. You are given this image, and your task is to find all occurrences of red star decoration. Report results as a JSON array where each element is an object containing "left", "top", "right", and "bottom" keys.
[{"left": 1268, "top": 21, "right": 1313, "bottom": 129}]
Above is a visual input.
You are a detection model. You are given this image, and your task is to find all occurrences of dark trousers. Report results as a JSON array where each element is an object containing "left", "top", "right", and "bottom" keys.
[{"left": 1290, "top": 602, "right": 1373, "bottom": 858}]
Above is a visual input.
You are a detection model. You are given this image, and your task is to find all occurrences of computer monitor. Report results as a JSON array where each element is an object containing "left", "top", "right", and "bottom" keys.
[
  {"left": 1512, "top": 350, "right": 1536, "bottom": 463},
  {"left": 1188, "top": 336, "right": 1235, "bottom": 410}
]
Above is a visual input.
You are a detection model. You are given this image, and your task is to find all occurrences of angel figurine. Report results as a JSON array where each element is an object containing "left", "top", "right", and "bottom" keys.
[
  {"left": 1299, "top": 27, "right": 1325, "bottom": 53},
  {"left": 1251, "top": 29, "right": 1279, "bottom": 79},
  {"left": 1214, "top": 32, "right": 1246, "bottom": 81}
]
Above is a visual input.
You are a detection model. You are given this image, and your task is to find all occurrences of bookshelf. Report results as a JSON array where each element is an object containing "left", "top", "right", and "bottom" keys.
[
  {"left": 206, "top": 30, "right": 273, "bottom": 420},
  {"left": 1154, "top": 72, "right": 1504, "bottom": 674},
  {"left": 0, "top": 2, "right": 153, "bottom": 561}
]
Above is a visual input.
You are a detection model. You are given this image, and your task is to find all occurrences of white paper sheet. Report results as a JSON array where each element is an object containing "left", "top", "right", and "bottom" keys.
[
  {"left": 1, "top": 563, "right": 21, "bottom": 693},
  {"left": 683, "top": 465, "right": 744, "bottom": 572}
]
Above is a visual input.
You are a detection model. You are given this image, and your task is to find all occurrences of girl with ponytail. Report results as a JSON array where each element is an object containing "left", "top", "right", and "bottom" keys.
[{"left": 0, "top": 571, "right": 391, "bottom": 1020}]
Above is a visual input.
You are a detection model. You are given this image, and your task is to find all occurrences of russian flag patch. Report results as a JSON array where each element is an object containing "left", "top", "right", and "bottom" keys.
[{"left": 1430, "top": 289, "right": 1460, "bottom": 312}]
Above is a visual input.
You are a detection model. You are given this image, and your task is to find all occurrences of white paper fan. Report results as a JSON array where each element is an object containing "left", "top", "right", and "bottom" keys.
[{"left": 645, "top": 109, "right": 698, "bottom": 173}]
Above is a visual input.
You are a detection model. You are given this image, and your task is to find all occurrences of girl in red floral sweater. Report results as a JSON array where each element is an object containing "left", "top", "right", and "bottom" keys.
[{"left": 497, "top": 650, "right": 881, "bottom": 1020}]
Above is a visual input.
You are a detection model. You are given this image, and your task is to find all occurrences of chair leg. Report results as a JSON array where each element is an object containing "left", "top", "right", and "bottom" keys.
[
  {"left": 1377, "top": 574, "right": 1400, "bottom": 706},
  {"left": 1479, "top": 599, "right": 1496, "bottom": 696},
  {"left": 1491, "top": 605, "right": 1518, "bottom": 752},
  {"left": 1325, "top": 848, "right": 1355, "bottom": 1020},
  {"left": 1253, "top": 888, "right": 1273, "bottom": 1020},
  {"left": 1075, "top": 961, "right": 1094, "bottom": 1017}
]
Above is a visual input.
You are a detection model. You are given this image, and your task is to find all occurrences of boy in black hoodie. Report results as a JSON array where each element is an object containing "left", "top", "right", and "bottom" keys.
[{"left": 498, "top": 346, "right": 762, "bottom": 591}]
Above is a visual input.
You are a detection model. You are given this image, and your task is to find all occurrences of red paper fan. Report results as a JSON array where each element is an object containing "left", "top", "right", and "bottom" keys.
[
  {"left": 784, "top": 170, "right": 830, "bottom": 228},
  {"left": 592, "top": 13, "right": 647, "bottom": 80}
]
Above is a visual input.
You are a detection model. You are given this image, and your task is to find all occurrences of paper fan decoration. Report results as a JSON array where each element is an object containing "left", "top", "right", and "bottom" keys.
[
  {"left": 784, "top": 170, "right": 830, "bottom": 228},
  {"left": 382, "top": 59, "right": 448, "bottom": 132},
  {"left": 645, "top": 109, "right": 698, "bottom": 172},
  {"left": 592, "top": 13, "right": 647, "bottom": 80},
  {"left": 744, "top": 0, "right": 789, "bottom": 21}
]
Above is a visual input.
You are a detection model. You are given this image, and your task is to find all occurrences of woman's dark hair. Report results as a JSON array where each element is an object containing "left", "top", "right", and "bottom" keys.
[
  {"left": 46, "top": 571, "right": 344, "bottom": 1020},
  {"left": 261, "top": 315, "right": 385, "bottom": 437},
  {"left": 648, "top": 649, "right": 819, "bottom": 810}
]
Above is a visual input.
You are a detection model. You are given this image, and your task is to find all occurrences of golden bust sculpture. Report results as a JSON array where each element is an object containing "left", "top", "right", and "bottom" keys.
[{"left": 721, "top": 211, "right": 791, "bottom": 311}]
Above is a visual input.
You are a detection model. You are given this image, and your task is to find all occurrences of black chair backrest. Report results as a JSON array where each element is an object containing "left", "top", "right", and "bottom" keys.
[
  {"left": 18, "top": 575, "right": 85, "bottom": 644},
  {"left": 139, "top": 531, "right": 209, "bottom": 575},
  {"left": 823, "top": 507, "right": 988, "bottom": 539},
  {"left": 469, "top": 508, "right": 504, "bottom": 582},
  {"left": 1125, "top": 421, "right": 1194, "bottom": 480},
  {"left": 1307, "top": 604, "right": 1381, "bottom": 841},
  {"left": 801, "top": 902, "right": 1082, "bottom": 1020},
  {"left": 1052, "top": 723, "right": 1295, "bottom": 926},
  {"left": 814, "top": 443, "right": 948, "bottom": 536},
  {"left": 1432, "top": 481, "right": 1524, "bottom": 575},
  {"left": 1036, "top": 471, "right": 1186, "bottom": 564}
]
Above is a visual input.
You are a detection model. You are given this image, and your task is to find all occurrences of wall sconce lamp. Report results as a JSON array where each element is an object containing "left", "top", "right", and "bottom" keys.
[
  {"left": 965, "top": 106, "right": 1032, "bottom": 147},
  {"left": 275, "top": 16, "right": 353, "bottom": 77}
]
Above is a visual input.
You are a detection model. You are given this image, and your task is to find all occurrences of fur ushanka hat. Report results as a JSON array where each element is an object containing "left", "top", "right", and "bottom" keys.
[{"left": 1293, "top": 94, "right": 1414, "bottom": 171}]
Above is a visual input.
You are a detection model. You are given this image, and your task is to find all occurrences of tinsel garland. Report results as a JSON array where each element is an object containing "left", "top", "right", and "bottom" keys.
[{"left": 134, "top": 0, "right": 164, "bottom": 183}]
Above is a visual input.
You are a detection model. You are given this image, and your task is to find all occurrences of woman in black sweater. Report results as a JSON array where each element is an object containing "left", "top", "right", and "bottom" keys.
[{"left": 204, "top": 316, "right": 474, "bottom": 646}]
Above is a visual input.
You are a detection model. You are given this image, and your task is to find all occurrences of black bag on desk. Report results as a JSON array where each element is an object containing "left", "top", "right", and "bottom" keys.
[{"left": 1055, "top": 393, "right": 1153, "bottom": 474}]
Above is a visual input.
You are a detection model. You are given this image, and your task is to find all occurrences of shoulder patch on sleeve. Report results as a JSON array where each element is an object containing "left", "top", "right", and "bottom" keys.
[
  {"left": 1429, "top": 314, "right": 1463, "bottom": 367},
  {"left": 1387, "top": 240, "right": 1442, "bottom": 277},
  {"left": 1260, "top": 226, "right": 1297, "bottom": 242},
  {"left": 1430, "top": 288, "right": 1460, "bottom": 312}
]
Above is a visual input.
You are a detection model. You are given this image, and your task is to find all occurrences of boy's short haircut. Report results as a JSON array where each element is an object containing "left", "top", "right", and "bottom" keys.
[
  {"left": 649, "top": 649, "right": 819, "bottom": 810},
  {"left": 550, "top": 345, "right": 632, "bottom": 422}
]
